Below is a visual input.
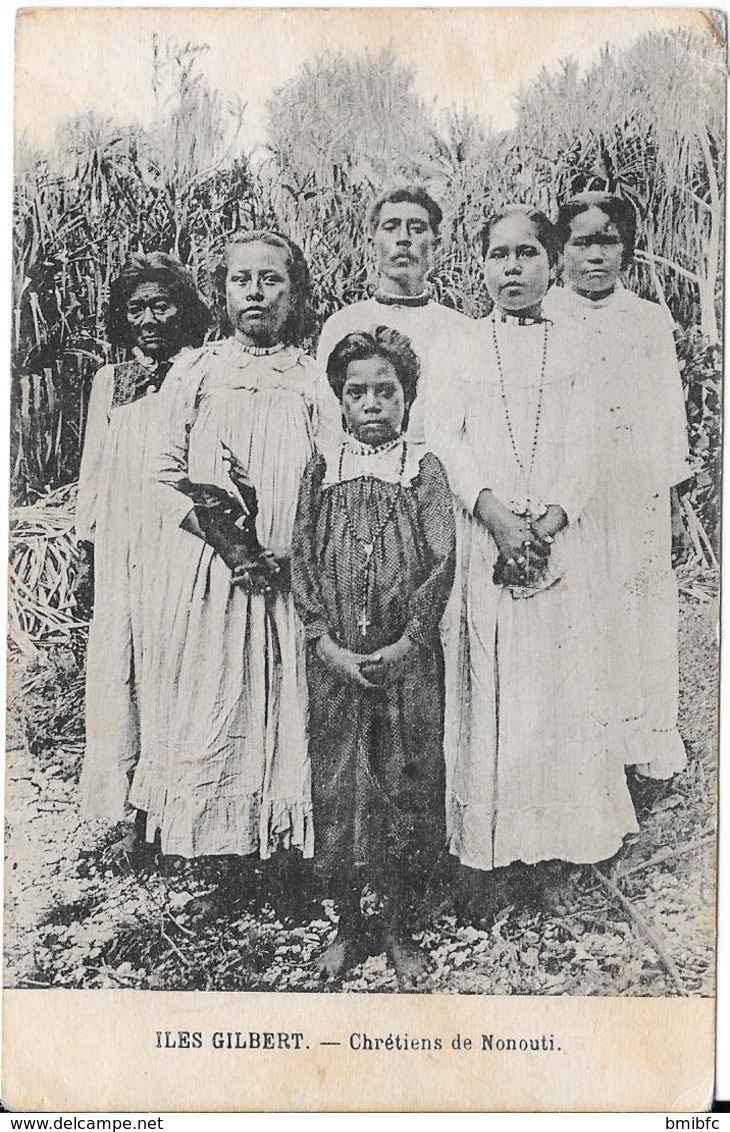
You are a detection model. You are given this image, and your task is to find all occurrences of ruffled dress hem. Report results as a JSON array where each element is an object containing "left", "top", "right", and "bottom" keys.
[
  {"left": 446, "top": 794, "right": 639, "bottom": 871},
  {"left": 134, "top": 789, "right": 314, "bottom": 860}
]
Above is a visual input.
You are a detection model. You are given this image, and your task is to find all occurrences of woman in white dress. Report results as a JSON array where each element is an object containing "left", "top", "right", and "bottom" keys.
[
  {"left": 76, "top": 253, "right": 211, "bottom": 863},
  {"left": 131, "top": 231, "right": 319, "bottom": 917},
  {"left": 427, "top": 205, "right": 637, "bottom": 913},
  {"left": 548, "top": 193, "right": 691, "bottom": 790}
]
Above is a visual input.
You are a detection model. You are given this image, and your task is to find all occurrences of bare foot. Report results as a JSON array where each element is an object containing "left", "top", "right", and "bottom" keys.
[
  {"left": 540, "top": 864, "right": 574, "bottom": 917},
  {"left": 101, "top": 829, "right": 151, "bottom": 873},
  {"left": 182, "top": 887, "right": 232, "bottom": 924},
  {"left": 385, "top": 932, "right": 429, "bottom": 988}
]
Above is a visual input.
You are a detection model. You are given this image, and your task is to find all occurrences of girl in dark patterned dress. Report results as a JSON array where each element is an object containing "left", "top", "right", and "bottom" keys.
[{"left": 291, "top": 326, "right": 456, "bottom": 985}]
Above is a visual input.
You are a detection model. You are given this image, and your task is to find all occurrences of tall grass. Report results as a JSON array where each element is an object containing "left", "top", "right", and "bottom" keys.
[{"left": 11, "top": 32, "right": 722, "bottom": 583}]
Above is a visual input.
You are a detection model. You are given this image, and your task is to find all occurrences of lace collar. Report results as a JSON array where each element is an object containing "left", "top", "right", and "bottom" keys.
[
  {"left": 218, "top": 337, "right": 307, "bottom": 373},
  {"left": 342, "top": 435, "right": 403, "bottom": 458},
  {"left": 320, "top": 436, "right": 425, "bottom": 488}
]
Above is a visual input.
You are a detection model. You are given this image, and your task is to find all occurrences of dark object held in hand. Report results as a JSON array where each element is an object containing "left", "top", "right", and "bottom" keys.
[
  {"left": 493, "top": 539, "right": 551, "bottom": 591},
  {"left": 177, "top": 443, "right": 284, "bottom": 592}
]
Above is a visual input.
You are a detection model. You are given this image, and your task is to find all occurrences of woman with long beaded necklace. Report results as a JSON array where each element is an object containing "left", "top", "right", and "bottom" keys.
[
  {"left": 426, "top": 205, "right": 638, "bottom": 916},
  {"left": 291, "top": 326, "right": 456, "bottom": 986},
  {"left": 132, "top": 231, "right": 319, "bottom": 920}
]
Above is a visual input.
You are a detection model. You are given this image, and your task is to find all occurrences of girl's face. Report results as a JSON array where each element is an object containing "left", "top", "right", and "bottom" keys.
[
  {"left": 226, "top": 241, "right": 293, "bottom": 346},
  {"left": 483, "top": 215, "right": 552, "bottom": 317},
  {"left": 126, "top": 282, "right": 180, "bottom": 360},
  {"left": 562, "top": 206, "right": 624, "bottom": 298},
  {"left": 342, "top": 355, "right": 406, "bottom": 447}
]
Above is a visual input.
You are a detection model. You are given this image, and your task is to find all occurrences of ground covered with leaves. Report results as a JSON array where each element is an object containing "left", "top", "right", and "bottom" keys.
[{"left": 5, "top": 584, "right": 717, "bottom": 997}]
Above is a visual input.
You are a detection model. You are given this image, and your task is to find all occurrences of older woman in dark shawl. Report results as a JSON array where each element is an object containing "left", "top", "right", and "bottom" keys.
[{"left": 76, "top": 252, "right": 211, "bottom": 863}]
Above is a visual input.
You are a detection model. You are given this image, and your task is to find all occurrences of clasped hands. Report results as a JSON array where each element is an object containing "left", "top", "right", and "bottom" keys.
[
  {"left": 492, "top": 514, "right": 553, "bottom": 589},
  {"left": 475, "top": 491, "right": 567, "bottom": 590},
  {"left": 317, "top": 632, "right": 415, "bottom": 690},
  {"left": 225, "top": 544, "right": 290, "bottom": 595}
]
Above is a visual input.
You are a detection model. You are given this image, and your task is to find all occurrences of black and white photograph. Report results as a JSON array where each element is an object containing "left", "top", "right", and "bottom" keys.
[{"left": 4, "top": 5, "right": 724, "bottom": 1112}]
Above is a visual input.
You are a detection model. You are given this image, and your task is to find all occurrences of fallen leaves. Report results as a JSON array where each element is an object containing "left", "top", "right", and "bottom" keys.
[{"left": 4, "top": 596, "right": 717, "bottom": 998}]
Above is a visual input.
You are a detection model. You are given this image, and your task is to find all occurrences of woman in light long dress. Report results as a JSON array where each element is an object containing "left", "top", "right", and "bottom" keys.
[
  {"left": 131, "top": 231, "right": 318, "bottom": 917},
  {"left": 547, "top": 193, "right": 691, "bottom": 788},
  {"left": 76, "top": 253, "right": 211, "bottom": 861},
  {"left": 427, "top": 205, "right": 637, "bottom": 912}
]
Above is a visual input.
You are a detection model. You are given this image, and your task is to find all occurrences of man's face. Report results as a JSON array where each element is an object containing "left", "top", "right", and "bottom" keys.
[{"left": 372, "top": 202, "right": 437, "bottom": 294}]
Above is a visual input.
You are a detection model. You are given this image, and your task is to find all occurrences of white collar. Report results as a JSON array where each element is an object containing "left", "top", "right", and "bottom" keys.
[{"left": 219, "top": 338, "right": 307, "bottom": 373}]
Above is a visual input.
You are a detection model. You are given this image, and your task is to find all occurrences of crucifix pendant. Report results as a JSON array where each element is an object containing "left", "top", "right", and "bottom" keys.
[{"left": 358, "top": 546, "right": 373, "bottom": 634}]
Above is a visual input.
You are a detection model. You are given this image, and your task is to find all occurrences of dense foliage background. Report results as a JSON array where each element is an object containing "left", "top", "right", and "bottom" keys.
[
  {"left": 5, "top": 25, "right": 721, "bottom": 1000},
  {"left": 9, "top": 27, "right": 723, "bottom": 655}
]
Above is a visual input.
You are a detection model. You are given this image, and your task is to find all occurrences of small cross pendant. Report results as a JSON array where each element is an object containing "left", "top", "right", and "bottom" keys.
[{"left": 358, "top": 609, "right": 371, "bottom": 635}]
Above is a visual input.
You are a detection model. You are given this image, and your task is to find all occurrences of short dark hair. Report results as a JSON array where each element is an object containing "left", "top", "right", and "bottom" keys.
[
  {"left": 213, "top": 229, "right": 316, "bottom": 346},
  {"left": 479, "top": 204, "right": 561, "bottom": 267},
  {"left": 368, "top": 186, "right": 443, "bottom": 236},
  {"left": 555, "top": 193, "right": 637, "bottom": 268},
  {"left": 326, "top": 326, "right": 421, "bottom": 428},
  {"left": 106, "top": 252, "right": 212, "bottom": 352}
]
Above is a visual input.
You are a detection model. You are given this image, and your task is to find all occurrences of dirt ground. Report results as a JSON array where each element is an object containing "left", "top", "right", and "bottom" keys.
[{"left": 4, "top": 591, "right": 717, "bottom": 996}]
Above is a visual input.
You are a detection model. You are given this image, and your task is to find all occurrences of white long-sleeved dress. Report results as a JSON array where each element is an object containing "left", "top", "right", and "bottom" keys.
[
  {"left": 76, "top": 357, "right": 171, "bottom": 821},
  {"left": 544, "top": 285, "right": 691, "bottom": 779},
  {"left": 427, "top": 312, "right": 638, "bottom": 871},
  {"left": 129, "top": 338, "right": 317, "bottom": 859}
]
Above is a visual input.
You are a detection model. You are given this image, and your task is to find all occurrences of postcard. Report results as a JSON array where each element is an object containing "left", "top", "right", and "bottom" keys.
[{"left": 4, "top": 6, "right": 723, "bottom": 1112}]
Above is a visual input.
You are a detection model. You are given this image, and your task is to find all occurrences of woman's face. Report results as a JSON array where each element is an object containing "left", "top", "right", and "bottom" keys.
[
  {"left": 342, "top": 355, "right": 406, "bottom": 447},
  {"left": 226, "top": 241, "right": 293, "bottom": 347},
  {"left": 483, "top": 215, "right": 552, "bottom": 316},
  {"left": 562, "top": 206, "right": 624, "bottom": 297},
  {"left": 125, "top": 282, "right": 180, "bottom": 360}
]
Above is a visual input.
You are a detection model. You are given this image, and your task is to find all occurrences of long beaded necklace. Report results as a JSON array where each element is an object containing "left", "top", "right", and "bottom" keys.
[
  {"left": 491, "top": 315, "right": 549, "bottom": 519},
  {"left": 337, "top": 438, "right": 408, "bottom": 636}
]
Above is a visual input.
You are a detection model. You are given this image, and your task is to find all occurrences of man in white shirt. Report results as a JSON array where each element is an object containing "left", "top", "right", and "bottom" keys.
[{"left": 316, "top": 185, "right": 472, "bottom": 445}]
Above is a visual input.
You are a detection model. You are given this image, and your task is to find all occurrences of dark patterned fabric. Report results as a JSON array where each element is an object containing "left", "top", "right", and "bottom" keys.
[
  {"left": 291, "top": 451, "right": 456, "bottom": 878},
  {"left": 111, "top": 360, "right": 172, "bottom": 409}
]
